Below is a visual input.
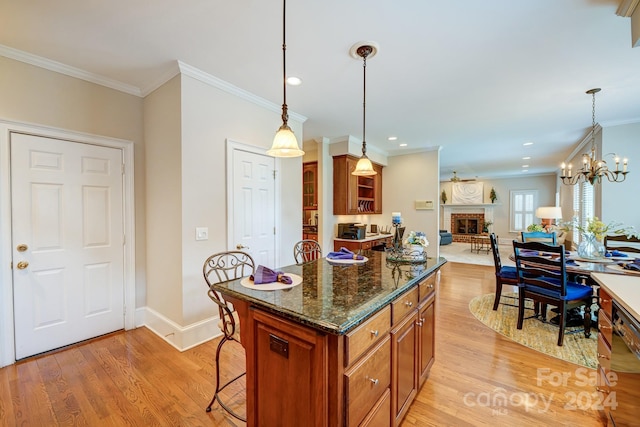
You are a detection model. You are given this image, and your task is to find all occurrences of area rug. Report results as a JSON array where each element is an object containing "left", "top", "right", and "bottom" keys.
[
  {"left": 469, "top": 292, "right": 597, "bottom": 369},
  {"left": 439, "top": 242, "right": 515, "bottom": 267}
]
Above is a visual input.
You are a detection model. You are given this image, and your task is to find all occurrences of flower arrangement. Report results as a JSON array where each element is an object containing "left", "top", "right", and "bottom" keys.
[
  {"left": 482, "top": 220, "right": 493, "bottom": 231},
  {"left": 441, "top": 190, "right": 447, "bottom": 204},
  {"left": 490, "top": 187, "right": 497, "bottom": 203},
  {"left": 405, "top": 231, "right": 429, "bottom": 247},
  {"left": 562, "top": 217, "right": 636, "bottom": 241},
  {"left": 526, "top": 224, "right": 545, "bottom": 232}
]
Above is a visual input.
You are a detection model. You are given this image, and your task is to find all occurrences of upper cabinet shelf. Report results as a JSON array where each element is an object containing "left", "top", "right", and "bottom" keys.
[{"left": 333, "top": 155, "right": 383, "bottom": 215}]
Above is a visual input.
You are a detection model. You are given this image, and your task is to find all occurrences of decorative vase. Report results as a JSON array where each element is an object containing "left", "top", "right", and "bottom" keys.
[
  {"left": 577, "top": 234, "right": 606, "bottom": 259},
  {"left": 408, "top": 244, "right": 424, "bottom": 255}
]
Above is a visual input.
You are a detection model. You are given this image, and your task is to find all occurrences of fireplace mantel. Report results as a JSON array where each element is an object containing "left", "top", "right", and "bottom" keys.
[
  {"left": 441, "top": 203, "right": 500, "bottom": 208},
  {"left": 441, "top": 204, "right": 495, "bottom": 238}
]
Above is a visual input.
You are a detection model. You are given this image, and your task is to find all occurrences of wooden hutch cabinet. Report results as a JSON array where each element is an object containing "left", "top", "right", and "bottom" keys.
[
  {"left": 303, "top": 161, "right": 318, "bottom": 210},
  {"left": 333, "top": 155, "right": 383, "bottom": 215}
]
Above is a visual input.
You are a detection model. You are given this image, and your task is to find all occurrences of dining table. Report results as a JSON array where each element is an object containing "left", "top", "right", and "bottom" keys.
[{"left": 508, "top": 250, "right": 640, "bottom": 276}]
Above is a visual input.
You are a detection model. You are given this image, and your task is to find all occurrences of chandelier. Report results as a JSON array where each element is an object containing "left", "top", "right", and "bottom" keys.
[
  {"left": 560, "top": 88, "right": 629, "bottom": 185},
  {"left": 266, "top": 0, "right": 305, "bottom": 158},
  {"left": 351, "top": 43, "right": 377, "bottom": 176}
]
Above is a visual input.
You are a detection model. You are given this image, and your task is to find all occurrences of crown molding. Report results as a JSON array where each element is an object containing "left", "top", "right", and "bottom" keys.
[
  {"left": 177, "top": 61, "right": 307, "bottom": 124},
  {"left": 0, "top": 44, "right": 142, "bottom": 96},
  {"left": 617, "top": 0, "right": 640, "bottom": 17}
]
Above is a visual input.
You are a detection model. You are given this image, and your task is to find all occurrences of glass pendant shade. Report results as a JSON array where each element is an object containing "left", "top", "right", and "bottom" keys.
[
  {"left": 267, "top": 124, "right": 304, "bottom": 157},
  {"left": 353, "top": 154, "right": 376, "bottom": 176}
]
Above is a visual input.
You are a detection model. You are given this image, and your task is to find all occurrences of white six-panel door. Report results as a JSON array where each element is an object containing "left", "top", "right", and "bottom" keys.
[
  {"left": 232, "top": 148, "right": 276, "bottom": 267},
  {"left": 11, "top": 132, "right": 125, "bottom": 359}
]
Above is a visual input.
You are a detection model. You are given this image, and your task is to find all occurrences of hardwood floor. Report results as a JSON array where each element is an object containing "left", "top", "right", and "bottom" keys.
[{"left": 0, "top": 262, "right": 607, "bottom": 426}]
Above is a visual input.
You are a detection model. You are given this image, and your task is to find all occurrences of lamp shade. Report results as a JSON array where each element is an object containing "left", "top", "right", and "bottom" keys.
[
  {"left": 267, "top": 124, "right": 304, "bottom": 157},
  {"left": 535, "top": 206, "right": 562, "bottom": 219},
  {"left": 352, "top": 155, "right": 376, "bottom": 176}
]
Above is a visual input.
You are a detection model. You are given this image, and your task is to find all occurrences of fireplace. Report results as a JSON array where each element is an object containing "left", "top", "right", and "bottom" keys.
[{"left": 451, "top": 213, "right": 485, "bottom": 243}]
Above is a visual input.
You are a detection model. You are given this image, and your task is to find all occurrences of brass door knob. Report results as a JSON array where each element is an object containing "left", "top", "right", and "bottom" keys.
[
  {"left": 236, "top": 244, "right": 250, "bottom": 250},
  {"left": 17, "top": 261, "right": 29, "bottom": 270},
  {"left": 17, "top": 244, "right": 28, "bottom": 252}
]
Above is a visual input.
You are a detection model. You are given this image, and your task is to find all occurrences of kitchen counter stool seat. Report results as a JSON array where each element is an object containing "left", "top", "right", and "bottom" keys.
[{"left": 203, "top": 251, "right": 255, "bottom": 421}]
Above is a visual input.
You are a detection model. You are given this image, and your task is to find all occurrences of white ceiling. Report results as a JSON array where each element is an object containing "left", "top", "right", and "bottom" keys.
[{"left": 2, "top": 0, "right": 639, "bottom": 181}]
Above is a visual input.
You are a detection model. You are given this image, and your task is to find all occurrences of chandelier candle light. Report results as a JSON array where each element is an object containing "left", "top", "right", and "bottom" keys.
[{"left": 560, "top": 88, "right": 629, "bottom": 185}]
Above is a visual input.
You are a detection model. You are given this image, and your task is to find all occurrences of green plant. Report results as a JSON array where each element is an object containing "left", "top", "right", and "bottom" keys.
[
  {"left": 490, "top": 187, "right": 497, "bottom": 203},
  {"left": 441, "top": 190, "right": 447, "bottom": 204},
  {"left": 526, "top": 224, "right": 545, "bottom": 232},
  {"left": 561, "top": 217, "right": 635, "bottom": 241}
]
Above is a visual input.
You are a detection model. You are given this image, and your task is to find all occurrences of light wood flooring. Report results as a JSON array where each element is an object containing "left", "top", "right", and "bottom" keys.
[{"left": 0, "top": 262, "right": 607, "bottom": 426}]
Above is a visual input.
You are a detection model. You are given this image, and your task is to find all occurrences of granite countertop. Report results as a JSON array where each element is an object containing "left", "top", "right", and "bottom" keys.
[
  {"left": 212, "top": 250, "right": 446, "bottom": 335},
  {"left": 591, "top": 272, "right": 640, "bottom": 320},
  {"left": 334, "top": 233, "right": 394, "bottom": 243}
]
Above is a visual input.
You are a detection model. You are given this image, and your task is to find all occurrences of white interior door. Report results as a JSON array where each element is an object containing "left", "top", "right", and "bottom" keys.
[
  {"left": 231, "top": 148, "right": 276, "bottom": 267},
  {"left": 11, "top": 132, "right": 125, "bottom": 359}
]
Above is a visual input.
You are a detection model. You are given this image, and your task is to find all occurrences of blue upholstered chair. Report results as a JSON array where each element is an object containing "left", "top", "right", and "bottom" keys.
[
  {"left": 521, "top": 231, "right": 557, "bottom": 245},
  {"left": 439, "top": 230, "right": 453, "bottom": 245},
  {"left": 489, "top": 233, "right": 518, "bottom": 310},
  {"left": 513, "top": 241, "right": 592, "bottom": 346}
]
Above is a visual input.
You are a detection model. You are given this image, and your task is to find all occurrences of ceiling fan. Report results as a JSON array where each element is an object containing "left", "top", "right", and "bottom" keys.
[{"left": 448, "top": 171, "right": 476, "bottom": 183}]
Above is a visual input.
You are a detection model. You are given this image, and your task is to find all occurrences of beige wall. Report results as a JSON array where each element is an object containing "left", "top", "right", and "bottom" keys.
[
  {"left": 384, "top": 151, "right": 440, "bottom": 256},
  {"left": 441, "top": 174, "right": 558, "bottom": 242},
  {"left": 143, "top": 75, "right": 183, "bottom": 323},
  {"left": 0, "top": 56, "right": 147, "bottom": 307}
]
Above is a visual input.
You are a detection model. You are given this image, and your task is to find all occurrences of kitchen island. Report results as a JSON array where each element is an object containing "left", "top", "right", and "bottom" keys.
[{"left": 211, "top": 250, "right": 446, "bottom": 426}]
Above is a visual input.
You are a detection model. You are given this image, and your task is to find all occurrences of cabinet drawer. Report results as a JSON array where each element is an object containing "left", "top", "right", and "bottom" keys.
[
  {"left": 345, "top": 336, "right": 391, "bottom": 427},
  {"left": 360, "top": 387, "right": 390, "bottom": 427},
  {"left": 599, "top": 288, "right": 612, "bottom": 316},
  {"left": 597, "top": 333, "right": 611, "bottom": 372},
  {"left": 392, "top": 287, "right": 419, "bottom": 326},
  {"left": 362, "top": 240, "right": 373, "bottom": 250},
  {"left": 598, "top": 309, "right": 613, "bottom": 347},
  {"left": 419, "top": 273, "right": 436, "bottom": 302},
  {"left": 345, "top": 305, "right": 391, "bottom": 366}
]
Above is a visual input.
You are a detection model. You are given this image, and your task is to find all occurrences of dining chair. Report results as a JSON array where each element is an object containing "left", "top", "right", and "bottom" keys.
[
  {"left": 489, "top": 233, "right": 519, "bottom": 310},
  {"left": 604, "top": 234, "right": 640, "bottom": 254},
  {"left": 521, "top": 231, "right": 557, "bottom": 245},
  {"left": 512, "top": 241, "right": 592, "bottom": 346},
  {"left": 293, "top": 239, "right": 322, "bottom": 263},
  {"left": 203, "top": 251, "right": 255, "bottom": 421}
]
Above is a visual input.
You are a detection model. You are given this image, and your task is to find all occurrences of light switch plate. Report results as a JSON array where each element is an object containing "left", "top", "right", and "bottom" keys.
[{"left": 195, "top": 227, "right": 208, "bottom": 241}]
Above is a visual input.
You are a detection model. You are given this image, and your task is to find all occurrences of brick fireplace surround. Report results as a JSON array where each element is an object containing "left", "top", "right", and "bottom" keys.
[{"left": 441, "top": 204, "right": 495, "bottom": 243}]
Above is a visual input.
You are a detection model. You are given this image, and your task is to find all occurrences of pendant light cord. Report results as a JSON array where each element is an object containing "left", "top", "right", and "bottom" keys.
[
  {"left": 281, "top": 0, "right": 289, "bottom": 125},
  {"left": 362, "top": 51, "right": 367, "bottom": 155}
]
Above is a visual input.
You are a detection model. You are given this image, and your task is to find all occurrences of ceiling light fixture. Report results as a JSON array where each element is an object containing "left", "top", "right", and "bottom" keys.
[
  {"left": 560, "top": 88, "right": 629, "bottom": 185},
  {"left": 351, "top": 43, "right": 377, "bottom": 176},
  {"left": 267, "top": 0, "right": 304, "bottom": 158}
]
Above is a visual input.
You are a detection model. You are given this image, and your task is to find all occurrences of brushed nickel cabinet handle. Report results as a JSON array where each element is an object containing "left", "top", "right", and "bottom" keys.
[
  {"left": 370, "top": 330, "right": 379, "bottom": 338},
  {"left": 369, "top": 378, "right": 379, "bottom": 385},
  {"left": 405, "top": 301, "right": 413, "bottom": 308}
]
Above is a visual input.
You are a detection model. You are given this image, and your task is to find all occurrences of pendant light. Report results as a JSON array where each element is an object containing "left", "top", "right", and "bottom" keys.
[
  {"left": 267, "top": 0, "right": 304, "bottom": 157},
  {"left": 351, "top": 43, "right": 377, "bottom": 176}
]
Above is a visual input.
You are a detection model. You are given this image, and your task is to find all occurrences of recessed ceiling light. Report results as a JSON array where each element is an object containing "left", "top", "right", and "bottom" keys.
[
  {"left": 522, "top": 156, "right": 531, "bottom": 160},
  {"left": 523, "top": 142, "right": 534, "bottom": 146},
  {"left": 388, "top": 136, "right": 398, "bottom": 141},
  {"left": 399, "top": 143, "right": 407, "bottom": 147},
  {"left": 522, "top": 164, "right": 529, "bottom": 168},
  {"left": 522, "top": 169, "right": 529, "bottom": 173},
  {"left": 286, "top": 76, "right": 302, "bottom": 86}
]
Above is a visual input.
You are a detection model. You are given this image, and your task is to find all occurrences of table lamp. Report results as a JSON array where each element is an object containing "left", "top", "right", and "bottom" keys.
[{"left": 535, "top": 206, "right": 563, "bottom": 229}]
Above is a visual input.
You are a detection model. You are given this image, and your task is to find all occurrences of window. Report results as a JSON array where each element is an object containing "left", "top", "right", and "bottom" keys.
[
  {"left": 510, "top": 190, "right": 538, "bottom": 232},
  {"left": 572, "top": 181, "right": 594, "bottom": 244}
]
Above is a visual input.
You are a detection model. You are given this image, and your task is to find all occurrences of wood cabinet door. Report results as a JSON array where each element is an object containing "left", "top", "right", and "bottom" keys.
[
  {"left": 249, "top": 310, "right": 328, "bottom": 427},
  {"left": 391, "top": 311, "right": 418, "bottom": 426},
  {"left": 303, "top": 162, "right": 318, "bottom": 209},
  {"left": 418, "top": 294, "right": 435, "bottom": 386}
]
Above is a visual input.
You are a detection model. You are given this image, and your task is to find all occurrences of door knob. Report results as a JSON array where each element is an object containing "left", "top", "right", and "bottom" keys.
[
  {"left": 17, "top": 244, "right": 28, "bottom": 252},
  {"left": 236, "top": 244, "right": 250, "bottom": 250},
  {"left": 17, "top": 261, "right": 29, "bottom": 270}
]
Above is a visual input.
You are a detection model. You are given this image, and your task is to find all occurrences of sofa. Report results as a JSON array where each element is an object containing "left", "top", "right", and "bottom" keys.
[{"left": 439, "top": 229, "right": 453, "bottom": 245}]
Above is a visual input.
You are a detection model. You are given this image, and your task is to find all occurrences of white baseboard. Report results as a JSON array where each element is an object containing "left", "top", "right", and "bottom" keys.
[{"left": 135, "top": 306, "right": 222, "bottom": 351}]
